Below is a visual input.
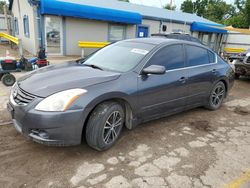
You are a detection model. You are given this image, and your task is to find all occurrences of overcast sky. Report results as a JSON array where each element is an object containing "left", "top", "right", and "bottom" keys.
[
  {"left": 0, "top": 0, "right": 236, "bottom": 10},
  {"left": 130, "top": 0, "right": 235, "bottom": 10}
]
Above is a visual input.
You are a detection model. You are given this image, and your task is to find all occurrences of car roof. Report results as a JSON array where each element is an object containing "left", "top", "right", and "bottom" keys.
[
  {"left": 122, "top": 37, "right": 206, "bottom": 49},
  {"left": 123, "top": 37, "right": 179, "bottom": 45}
]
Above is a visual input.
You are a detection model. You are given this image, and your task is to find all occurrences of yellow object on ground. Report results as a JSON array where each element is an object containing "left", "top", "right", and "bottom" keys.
[
  {"left": 78, "top": 41, "right": 109, "bottom": 48},
  {"left": 0, "top": 32, "right": 19, "bottom": 44},
  {"left": 225, "top": 171, "right": 250, "bottom": 188},
  {"left": 224, "top": 26, "right": 250, "bottom": 35},
  {"left": 224, "top": 47, "right": 246, "bottom": 53}
]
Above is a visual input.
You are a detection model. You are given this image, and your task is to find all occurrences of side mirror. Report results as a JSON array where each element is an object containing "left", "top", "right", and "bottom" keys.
[{"left": 142, "top": 65, "right": 166, "bottom": 75}]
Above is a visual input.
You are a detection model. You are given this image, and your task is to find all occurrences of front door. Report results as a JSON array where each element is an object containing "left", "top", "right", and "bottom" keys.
[
  {"left": 137, "top": 26, "right": 149, "bottom": 38},
  {"left": 45, "top": 16, "right": 63, "bottom": 55},
  {"left": 137, "top": 44, "right": 188, "bottom": 120}
]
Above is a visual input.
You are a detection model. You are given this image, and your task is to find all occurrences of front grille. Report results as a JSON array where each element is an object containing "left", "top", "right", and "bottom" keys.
[{"left": 13, "top": 85, "right": 36, "bottom": 105}]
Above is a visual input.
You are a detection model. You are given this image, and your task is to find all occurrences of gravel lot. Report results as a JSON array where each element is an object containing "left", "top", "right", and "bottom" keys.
[{"left": 0, "top": 48, "right": 250, "bottom": 187}]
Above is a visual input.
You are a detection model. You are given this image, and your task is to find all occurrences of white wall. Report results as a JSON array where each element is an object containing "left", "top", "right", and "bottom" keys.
[
  {"left": 0, "top": 14, "right": 7, "bottom": 31},
  {"left": 65, "top": 17, "right": 137, "bottom": 56},
  {"left": 224, "top": 32, "right": 250, "bottom": 50},
  {"left": 11, "top": 0, "right": 38, "bottom": 55},
  {"left": 142, "top": 19, "right": 160, "bottom": 35},
  {"left": 141, "top": 19, "right": 191, "bottom": 36}
]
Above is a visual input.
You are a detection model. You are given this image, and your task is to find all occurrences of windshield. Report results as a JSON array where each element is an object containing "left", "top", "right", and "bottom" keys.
[{"left": 83, "top": 41, "right": 155, "bottom": 73}]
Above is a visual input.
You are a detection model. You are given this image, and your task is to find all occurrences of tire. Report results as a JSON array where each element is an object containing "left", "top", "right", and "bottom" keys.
[
  {"left": 2, "top": 74, "right": 16, "bottom": 86},
  {"left": 205, "top": 81, "right": 226, "bottom": 110},
  {"left": 235, "top": 73, "right": 240, "bottom": 79},
  {"left": 86, "top": 102, "right": 125, "bottom": 151}
]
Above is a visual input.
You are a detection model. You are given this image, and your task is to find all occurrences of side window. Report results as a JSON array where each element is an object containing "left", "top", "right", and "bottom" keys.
[
  {"left": 208, "top": 50, "right": 216, "bottom": 63},
  {"left": 14, "top": 17, "right": 19, "bottom": 35},
  {"left": 108, "top": 25, "right": 126, "bottom": 42},
  {"left": 186, "top": 45, "right": 210, "bottom": 66},
  {"left": 148, "top": 44, "right": 185, "bottom": 70},
  {"left": 23, "top": 15, "right": 30, "bottom": 38}
]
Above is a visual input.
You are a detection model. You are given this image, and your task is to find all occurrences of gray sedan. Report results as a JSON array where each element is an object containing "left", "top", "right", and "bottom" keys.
[{"left": 8, "top": 38, "right": 234, "bottom": 151}]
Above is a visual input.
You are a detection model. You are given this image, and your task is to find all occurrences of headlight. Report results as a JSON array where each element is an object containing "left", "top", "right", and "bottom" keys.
[{"left": 35, "top": 89, "right": 87, "bottom": 112}]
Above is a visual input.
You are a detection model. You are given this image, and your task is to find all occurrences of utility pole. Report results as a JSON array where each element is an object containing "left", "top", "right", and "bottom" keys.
[{"left": 4, "top": 4, "right": 10, "bottom": 34}]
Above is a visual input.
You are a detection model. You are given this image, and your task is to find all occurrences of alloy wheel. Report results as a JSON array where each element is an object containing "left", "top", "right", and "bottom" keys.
[
  {"left": 103, "top": 111, "right": 122, "bottom": 144},
  {"left": 211, "top": 85, "right": 225, "bottom": 106}
]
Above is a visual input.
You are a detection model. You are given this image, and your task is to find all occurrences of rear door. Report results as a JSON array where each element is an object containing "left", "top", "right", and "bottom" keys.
[
  {"left": 185, "top": 44, "right": 217, "bottom": 107},
  {"left": 137, "top": 44, "right": 188, "bottom": 120}
]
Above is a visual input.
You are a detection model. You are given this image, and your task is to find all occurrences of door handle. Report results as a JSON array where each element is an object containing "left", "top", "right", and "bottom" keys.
[
  {"left": 212, "top": 69, "right": 217, "bottom": 74},
  {"left": 179, "top": 77, "right": 187, "bottom": 83}
]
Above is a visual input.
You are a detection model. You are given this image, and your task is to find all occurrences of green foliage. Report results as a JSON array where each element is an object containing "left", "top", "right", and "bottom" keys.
[
  {"left": 235, "top": 0, "right": 245, "bottom": 11},
  {"left": 180, "top": 0, "right": 250, "bottom": 28},
  {"left": 204, "top": 0, "right": 235, "bottom": 23},
  {"left": 224, "top": 14, "right": 247, "bottom": 28},
  {"left": 0, "top": 1, "right": 6, "bottom": 14},
  {"left": 118, "top": 0, "right": 129, "bottom": 2},
  {"left": 194, "top": 0, "right": 208, "bottom": 16},
  {"left": 180, "top": 0, "right": 194, "bottom": 13},
  {"left": 164, "top": 3, "right": 176, "bottom": 10},
  {"left": 245, "top": 0, "right": 250, "bottom": 26}
]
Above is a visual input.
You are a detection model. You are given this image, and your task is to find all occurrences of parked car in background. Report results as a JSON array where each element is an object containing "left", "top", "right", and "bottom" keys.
[
  {"left": 228, "top": 48, "right": 250, "bottom": 79},
  {"left": 8, "top": 38, "right": 234, "bottom": 151},
  {"left": 151, "top": 32, "right": 203, "bottom": 44}
]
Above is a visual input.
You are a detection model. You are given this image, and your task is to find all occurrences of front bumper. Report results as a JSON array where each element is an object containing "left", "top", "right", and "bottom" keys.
[{"left": 7, "top": 100, "right": 87, "bottom": 146}]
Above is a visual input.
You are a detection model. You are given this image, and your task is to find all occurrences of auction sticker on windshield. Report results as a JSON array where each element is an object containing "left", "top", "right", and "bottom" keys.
[{"left": 131, "top": 48, "right": 149, "bottom": 55}]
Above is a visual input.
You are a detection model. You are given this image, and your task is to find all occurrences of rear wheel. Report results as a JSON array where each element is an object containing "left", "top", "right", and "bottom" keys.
[
  {"left": 2, "top": 74, "right": 16, "bottom": 86},
  {"left": 205, "top": 81, "right": 226, "bottom": 110},
  {"left": 86, "top": 102, "right": 124, "bottom": 151}
]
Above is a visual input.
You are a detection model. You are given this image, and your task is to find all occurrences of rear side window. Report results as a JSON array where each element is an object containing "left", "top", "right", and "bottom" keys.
[
  {"left": 147, "top": 44, "right": 185, "bottom": 70},
  {"left": 186, "top": 45, "right": 210, "bottom": 66},
  {"left": 208, "top": 50, "right": 216, "bottom": 63}
]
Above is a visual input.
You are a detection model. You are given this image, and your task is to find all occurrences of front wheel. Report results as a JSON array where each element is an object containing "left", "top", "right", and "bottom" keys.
[
  {"left": 205, "top": 81, "right": 226, "bottom": 110},
  {"left": 86, "top": 102, "right": 125, "bottom": 151}
]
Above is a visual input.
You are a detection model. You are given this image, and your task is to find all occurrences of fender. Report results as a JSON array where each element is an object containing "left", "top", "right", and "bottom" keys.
[{"left": 83, "top": 91, "right": 139, "bottom": 130}]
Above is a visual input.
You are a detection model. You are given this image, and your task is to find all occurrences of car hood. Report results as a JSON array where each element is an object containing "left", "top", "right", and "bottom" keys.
[{"left": 18, "top": 62, "right": 120, "bottom": 97}]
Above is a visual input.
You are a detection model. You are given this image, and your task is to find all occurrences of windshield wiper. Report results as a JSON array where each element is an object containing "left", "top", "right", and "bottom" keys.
[{"left": 84, "top": 64, "right": 103, "bottom": 70}]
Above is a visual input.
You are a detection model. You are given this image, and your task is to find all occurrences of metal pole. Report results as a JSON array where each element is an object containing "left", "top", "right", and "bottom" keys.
[
  {"left": 18, "top": 39, "right": 23, "bottom": 56},
  {"left": 81, "top": 49, "right": 85, "bottom": 58}
]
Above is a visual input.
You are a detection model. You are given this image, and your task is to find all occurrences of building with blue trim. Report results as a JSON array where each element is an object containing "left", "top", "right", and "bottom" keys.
[{"left": 9, "top": 0, "right": 227, "bottom": 56}]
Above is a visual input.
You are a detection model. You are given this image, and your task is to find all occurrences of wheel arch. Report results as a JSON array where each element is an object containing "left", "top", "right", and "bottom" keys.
[
  {"left": 217, "top": 78, "right": 229, "bottom": 97},
  {"left": 81, "top": 93, "right": 137, "bottom": 142}
]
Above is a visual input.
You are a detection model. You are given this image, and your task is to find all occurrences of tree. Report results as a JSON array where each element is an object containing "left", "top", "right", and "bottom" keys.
[
  {"left": 224, "top": 14, "right": 247, "bottom": 28},
  {"left": 164, "top": 3, "right": 176, "bottom": 10},
  {"left": 245, "top": 0, "right": 250, "bottom": 26},
  {"left": 204, "top": 0, "right": 235, "bottom": 23},
  {"left": 0, "top": 1, "right": 6, "bottom": 14},
  {"left": 181, "top": 0, "right": 194, "bottom": 13},
  {"left": 118, "top": 0, "right": 129, "bottom": 2},
  {"left": 193, "top": 0, "right": 208, "bottom": 16},
  {"left": 235, "top": 0, "right": 245, "bottom": 11}
]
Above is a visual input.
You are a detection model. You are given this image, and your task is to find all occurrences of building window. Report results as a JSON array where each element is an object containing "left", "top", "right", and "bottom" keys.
[
  {"left": 23, "top": 15, "right": 30, "bottom": 37},
  {"left": 14, "top": 18, "right": 19, "bottom": 35},
  {"left": 108, "top": 25, "right": 126, "bottom": 42}
]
